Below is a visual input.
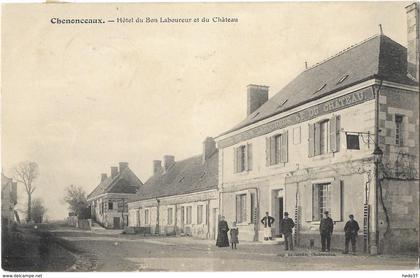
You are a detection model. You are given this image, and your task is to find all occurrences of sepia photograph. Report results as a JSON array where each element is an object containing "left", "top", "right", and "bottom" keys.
[{"left": 1, "top": 1, "right": 419, "bottom": 275}]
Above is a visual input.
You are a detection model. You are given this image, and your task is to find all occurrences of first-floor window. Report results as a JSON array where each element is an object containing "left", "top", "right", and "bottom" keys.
[
  {"left": 144, "top": 209, "right": 150, "bottom": 225},
  {"left": 186, "top": 206, "right": 192, "bottom": 224},
  {"left": 108, "top": 202, "right": 114, "bottom": 210},
  {"left": 319, "top": 120, "right": 329, "bottom": 154},
  {"left": 312, "top": 183, "right": 331, "bottom": 221},
  {"left": 236, "top": 194, "right": 247, "bottom": 223},
  {"left": 395, "top": 114, "right": 404, "bottom": 146},
  {"left": 197, "top": 205, "right": 203, "bottom": 224},
  {"left": 167, "top": 208, "right": 173, "bottom": 225}
]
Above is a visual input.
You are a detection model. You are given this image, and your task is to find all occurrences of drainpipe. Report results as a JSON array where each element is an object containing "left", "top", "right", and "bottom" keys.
[
  {"left": 155, "top": 198, "right": 160, "bottom": 235},
  {"left": 370, "top": 79, "right": 383, "bottom": 255}
]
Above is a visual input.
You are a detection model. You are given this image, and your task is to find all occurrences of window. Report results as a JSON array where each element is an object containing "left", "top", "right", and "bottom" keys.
[
  {"left": 186, "top": 206, "right": 192, "bottom": 224},
  {"left": 236, "top": 194, "right": 247, "bottom": 223},
  {"left": 308, "top": 115, "right": 340, "bottom": 157},
  {"left": 395, "top": 115, "right": 404, "bottom": 146},
  {"left": 144, "top": 209, "right": 149, "bottom": 225},
  {"left": 312, "top": 183, "right": 331, "bottom": 221},
  {"left": 233, "top": 143, "right": 252, "bottom": 173},
  {"left": 319, "top": 120, "right": 329, "bottom": 154},
  {"left": 108, "top": 202, "right": 113, "bottom": 210},
  {"left": 197, "top": 205, "right": 203, "bottom": 224},
  {"left": 266, "top": 131, "right": 288, "bottom": 166},
  {"left": 167, "top": 208, "right": 173, "bottom": 225},
  {"left": 118, "top": 201, "right": 123, "bottom": 212}
]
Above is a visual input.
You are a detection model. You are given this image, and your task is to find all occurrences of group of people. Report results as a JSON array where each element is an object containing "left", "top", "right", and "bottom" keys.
[{"left": 216, "top": 211, "right": 360, "bottom": 254}]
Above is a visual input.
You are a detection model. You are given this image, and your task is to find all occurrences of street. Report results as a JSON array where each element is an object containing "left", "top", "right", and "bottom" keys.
[{"left": 49, "top": 226, "right": 418, "bottom": 272}]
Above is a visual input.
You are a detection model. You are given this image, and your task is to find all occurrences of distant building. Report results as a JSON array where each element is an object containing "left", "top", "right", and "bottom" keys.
[
  {"left": 128, "top": 137, "right": 219, "bottom": 239},
  {"left": 215, "top": 3, "right": 419, "bottom": 254},
  {"left": 87, "top": 162, "right": 143, "bottom": 229},
  {"left": 1, "top": 173, "right": 17, "bottom": 227}
]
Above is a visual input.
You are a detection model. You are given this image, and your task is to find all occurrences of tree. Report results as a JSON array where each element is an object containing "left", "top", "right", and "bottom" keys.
[
  {"left": 14, "top": 161, "right": 39, "bottom": 222},
  {"left": 63, "top": 185, "right": 89, "bottom": 219},
  {"left": 31, "top": 198, "right": 46, "bottom": 224}
]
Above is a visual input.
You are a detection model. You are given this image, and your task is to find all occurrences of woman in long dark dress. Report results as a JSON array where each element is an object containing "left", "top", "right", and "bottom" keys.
[{"left": 216, "top": 216, "right": 230, "bottom": 247}]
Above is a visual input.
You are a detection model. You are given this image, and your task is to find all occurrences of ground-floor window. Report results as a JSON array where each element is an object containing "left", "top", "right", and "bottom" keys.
[
  {"left": 197, "top": 205, "right": 203, "bottom": 224},
  {"left": 144, "top": 209, "right": 150, "bottom": 225},
  {"left": 167, "top": 208, "right": 173, "bottom": 225},
  {"left": 313, "top": 183, "right": 331, "bottom": 221},
  {"left": 236, "top": 194, "right": 247, "bottom": 223},
  {"left": 186, "top": 206, "right": 192, "bottom": 224}
]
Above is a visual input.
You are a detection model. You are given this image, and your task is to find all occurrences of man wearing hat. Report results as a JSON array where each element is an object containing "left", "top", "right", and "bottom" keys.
[
  {"left": 261, "top": 211, "right": 275, "bottom": 241},
  {"left": 319, "top": 211, "right": 334, "bottom": 252},
  {"left": 279, "top": 212, "right": 295, "bottom": 251},
  {"left": 343, "top": 214, "right": 359, "bottom": 254}
]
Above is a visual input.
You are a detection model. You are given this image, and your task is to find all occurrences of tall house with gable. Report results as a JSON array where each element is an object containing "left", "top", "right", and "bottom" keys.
[{"left": 215, "top": 3, "right": 419, "bottom": 254}]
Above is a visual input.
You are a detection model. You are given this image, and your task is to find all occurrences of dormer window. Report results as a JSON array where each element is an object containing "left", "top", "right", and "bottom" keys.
[
  {"left": 313, "top": 83, "right": 327, "bottom": 94},
  {"left": 337, "top": 74, "right": 349, "bottom": 84}
]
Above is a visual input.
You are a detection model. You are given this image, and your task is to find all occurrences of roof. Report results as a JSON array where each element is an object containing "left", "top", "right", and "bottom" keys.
[
  {"left": 222, "top": 35, "right": 418, "bottom": 135},
  {"left": 87, "top": 167, "right": 143, "bottom": 200},
  {"left": 130, "top": 150, "right": 218, "bottom": 202}
]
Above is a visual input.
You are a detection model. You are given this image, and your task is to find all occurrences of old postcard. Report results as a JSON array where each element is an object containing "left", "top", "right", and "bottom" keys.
[{"left": 1, "top": 1, "right": 419, "bottom": 275}]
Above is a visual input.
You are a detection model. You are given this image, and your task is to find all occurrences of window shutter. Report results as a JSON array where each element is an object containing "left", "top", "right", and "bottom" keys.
[
  {"left": 330, "top": 180, "right": 343, "bottom": 221},
  {"left": 246, "top": 191, "right": 251, "bottom": 223},
  {"left": 330, "top": 116, "right": 337, "bottom": 152},
  {"left": 280, "top": 131, "right": 288, "bottom": 163},
  {"left": 314, "top": 122, "right": 321, "bottom": 156},
  {"left": 308, "top": 123, "right": 315, "bottom": 157},
  {"left": 304, "top": 183, "right": 313, "bottom": 221},
  {"left": 246, "top": 143, "right": 253, "bottom": 171},
  {"left": 235, "top": 195, "right": 240, "bottom": 222},
  {"left": 336, "top": 116, "right": 341, "bottom": 152},
  {"left": 233, "top": 147, "right": 237, "bottom": 173},
  {"left": 265, "top": 137, "right": 271, "bottom": 166}
]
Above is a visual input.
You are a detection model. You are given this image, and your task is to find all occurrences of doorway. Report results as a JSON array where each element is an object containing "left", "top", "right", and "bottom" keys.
[
  {"left": 273, "top": 189, "right": 284, "bottom": 237},
  {"left": 113, "top": 217, "right": 120, "bottom": 229}
]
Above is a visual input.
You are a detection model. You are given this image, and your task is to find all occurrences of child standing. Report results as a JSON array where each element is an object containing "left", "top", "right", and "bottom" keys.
[{"left": 230, "top": 221, "right": 239, "bottom": 249}]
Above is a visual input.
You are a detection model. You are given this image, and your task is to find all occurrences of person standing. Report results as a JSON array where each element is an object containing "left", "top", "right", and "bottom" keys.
[
  {"left": 319, "top": 211, "right": 334, "bottom": 252},
  {"left": 261, "top": 212, "right": 275, "bottom": 241},
  {"left": 343, "top": 214, "right": 360, "bottom": 254},
  {"left": 229, "top": 221, "right": 239, "bottom": 249},
  {"left": 279, "top": 212, "right": 295, "bottom": 251},
  {"left": 216, "top": 216, "right": 230, "bottom": 247}
]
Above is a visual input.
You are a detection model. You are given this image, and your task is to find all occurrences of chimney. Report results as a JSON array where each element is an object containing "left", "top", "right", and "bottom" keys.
[
  {"left": 406, "top": 2, "right": 419, "bottom": 81},
  {"left": 119, "top": 162, "right": 129, "bottom": 173},
  {"left": 247, "top": 84, "right": 269, "bottom": 116},
  {"left": 202, "top": 137, "right": 216, "bottom": 163},
  {"left": 110, "top": 166, "right": 118, "bottom": 178},
  {"left": 163, "top": 155, "right": 175, "bottom": 172},
  {"left": 153, "top": 160, "right": 163, "bottom": 175},
  {"left": 101, "top": 173, "right": 108, "bottom": 182}
]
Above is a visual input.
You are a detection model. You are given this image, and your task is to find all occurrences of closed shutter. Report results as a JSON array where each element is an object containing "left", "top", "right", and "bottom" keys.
[
  {"left": 330, "top": 116, "right": 337, "bottom": 152},
  {"left": 233, "top": 147, "right": 237, "bottom": 173},
  {"left": 265, "top": 137, "right": 271, "bottom": 166},
  {"left": 308, "top": 123, "right": 315, "bottom": 157},
  {"left": 280, "top": 131, "right": 288, "bottom": 163},
  {"left": 235, "top": 195, "right": 240, "bottom": 222},
  {"left": 330, "top": 180, "right": 343, "bottom": 221},
  {"left": 246, "top": 191, "right": 251, "bottom": 223},
  {"left": 314, "top": 122, "right": 321, "bottom": 156},
  {"left": 336, "top": 116, "right": 341, "bottom": 152},
  {"left": 247, "top": 143, "right": 253, "bottom": 171},
  {"left": 304, "top": 183, "right": 313, "bottom": 221}
]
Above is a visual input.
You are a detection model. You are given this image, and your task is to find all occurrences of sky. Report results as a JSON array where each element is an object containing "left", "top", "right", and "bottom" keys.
[{"left": 1, "top": 2, "right": 410, "bottom": 220}]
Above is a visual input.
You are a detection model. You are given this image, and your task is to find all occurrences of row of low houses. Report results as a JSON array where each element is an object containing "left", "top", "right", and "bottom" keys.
[{"left": 87, "top": 3, "right": 419, "bottom": 254}]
